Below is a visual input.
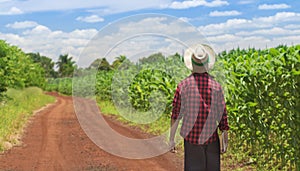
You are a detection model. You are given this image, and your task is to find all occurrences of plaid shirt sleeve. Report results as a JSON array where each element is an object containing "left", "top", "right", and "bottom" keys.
[
  {"left": 218, "top": 88, "right": 229, "bottom": 131},
  {"left": 171, "top": 85, "right": 182, "bottom": 120}
]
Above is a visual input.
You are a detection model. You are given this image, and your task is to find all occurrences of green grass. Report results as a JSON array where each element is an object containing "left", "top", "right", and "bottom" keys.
[
  {"left": 0, "top": 87, "right": 55, "bottom": 152},
  {"left": 97, "top": 100, "right": 171, "bottom": 135},
  {"left": 97, "top": 100, "right": 119, "bottom": 116}
]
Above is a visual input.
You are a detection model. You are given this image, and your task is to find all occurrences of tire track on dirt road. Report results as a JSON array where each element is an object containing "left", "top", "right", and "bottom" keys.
[{"left": 0, "top": 93, "right": 183, "bottom": 171}]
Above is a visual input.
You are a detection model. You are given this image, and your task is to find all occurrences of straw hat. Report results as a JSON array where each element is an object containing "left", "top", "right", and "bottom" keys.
[{"left": 184, "top": 44, "right": 216, "bottom": 73}]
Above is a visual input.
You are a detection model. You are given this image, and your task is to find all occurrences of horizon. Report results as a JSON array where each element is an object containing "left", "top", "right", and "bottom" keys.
[{"left": 1, "top": 0, "right": 300, "bottom": 67}]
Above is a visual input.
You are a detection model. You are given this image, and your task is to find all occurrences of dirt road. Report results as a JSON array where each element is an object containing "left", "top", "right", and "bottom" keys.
[{"left": 0, "top": 93, "right": 183, "bottom": 171}]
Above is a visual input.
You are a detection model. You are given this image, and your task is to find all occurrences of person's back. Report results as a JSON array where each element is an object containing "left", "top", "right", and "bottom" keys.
[
  {"left": 175, "top": 72, "right": 227, "bottom": 144},
  {"left": 169, "top": 44, "right": 229, "bottom": 171}
]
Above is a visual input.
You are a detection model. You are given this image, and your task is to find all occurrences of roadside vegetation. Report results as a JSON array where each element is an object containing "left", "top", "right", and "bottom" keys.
[
  {"left": 0, "top": 40, "right": 73, "bottom": 152},
  {"left": 0, "top": 87, "right": 55, "bottom": 151}
]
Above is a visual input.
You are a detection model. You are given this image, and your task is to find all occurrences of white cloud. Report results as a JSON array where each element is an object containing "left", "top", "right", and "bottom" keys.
[
  {"left": 236, "top": 27, "right": 300, "bottom": 36},
  {"left": 237, "top": 0, "right": 255, "bottom": 4},
  {"left": 209, "top": 10, "right": 241, "bottom": 17},
  {"left": 206, "top": 34, "right": 240, "bottom": 43},
  {"left": 258, "top": 3, "right": 291, "bottom": 10},
  {"left": 0, "top": 33, "right": 25, "bottom": 45},
  {"left": 198, "top": 11, "right": 300, "bottom": 52},
  {"left": 198, "top": 18, "right": 252, "bottom": 35},
  {"left": 76, "top": 15, "right": 104, "bottom": 23},
  {"left": 204, "top": 0, "right": 229, "bottom": 7},
  {"left": 22, "top": 25, "right": 52, "bottom": 35},
  {"left": 69, "top": 29, "right": 98, "bottom": 39},
  {"left": 169, "top": 0, "right": 229, "bottom": 9},
  {"left": 254, "top": 12, "right": 300, "bottom": 24},
  {"left": 273, "top": 35, "right": 300, "bottom": 46},
  {"left": 284, "top": 24, "right": 300, "bottom": 29},
  {"left": 207, "top": 34, "right": 274, "bottom": 52},
  {"left": 6, "top": 21, "right": 38, "bottom": 29},
  {"left": 179, "top": 17, "right": 192, "bottom": 23},
  {"left": 117, "top": 16, "right": 197, "bottom": 36},
  {"left": 199, "top": 12, "right": 300, "bottom": 36},
  {"left": 83, "top": 15, "right": 204, "bottom": 65},
  {"left": 177, "top": 17, "right": 205, "bottom": 23},
  {"left": 1, "top": 24, "right": 97, "bottom": 65},
  {"left": 0, "top": 6, "right": 23, "bottom": 15}
]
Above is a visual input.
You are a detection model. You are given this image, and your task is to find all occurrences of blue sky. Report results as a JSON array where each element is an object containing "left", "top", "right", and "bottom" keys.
[{"left": 1, "top": 0, "right": 300, "bottom": 66}]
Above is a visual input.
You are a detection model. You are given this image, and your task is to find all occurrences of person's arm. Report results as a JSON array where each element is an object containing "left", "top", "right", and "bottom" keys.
[
  {"left": 219, "top": 106, "right": 229, "bottom": 131},
  {"left": 169, "top": 85, "right": 181, "bottom": 152},
  {"left": 169, "top": 118, "right": 179, "bottom": 152},
  {"left": 218, "top": 89, "right": 229, "bottom": 153},
  {"left": 218, "top": 88, "right": 229, "bottom": 132}
]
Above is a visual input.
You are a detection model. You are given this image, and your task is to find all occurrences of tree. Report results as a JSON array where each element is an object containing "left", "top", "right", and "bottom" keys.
[
  {"left": 98, "top": 58, "right": 111, "bottom": 71},
  {"left": 138, "top": 52, "right": 165, "bottom": 65},
  {"left": 0, "top": 40, "right": 46, "bottom": 99},
  {"left": 56, "top": 54, "right": 76, "bottom": 77},
  {"left": 111, "top": 55, "right": 127, "bottom": 69},
  {"left": 89, "top": 58, "right": 111, "bottom": 71},
  {"left": 27, "top": 52, "right": 57, "bottom": 78},
  {"left": 89, "top": 58, "right": 102, "bottom": 69}
]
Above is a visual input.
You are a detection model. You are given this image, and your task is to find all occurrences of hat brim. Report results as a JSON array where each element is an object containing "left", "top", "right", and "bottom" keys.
[{"left": 184, "top": 44, "right": 216, "bottom": 73}]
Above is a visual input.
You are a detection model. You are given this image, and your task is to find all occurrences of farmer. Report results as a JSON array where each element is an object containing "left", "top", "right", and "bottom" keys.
[{"left": 169, "top": 44, "right": 229, "bottom": 171}]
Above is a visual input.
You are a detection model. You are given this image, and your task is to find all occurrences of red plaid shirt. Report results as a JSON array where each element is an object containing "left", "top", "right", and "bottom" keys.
[{"left": 171, "top": 72, "right": 229, "bottom": 145}]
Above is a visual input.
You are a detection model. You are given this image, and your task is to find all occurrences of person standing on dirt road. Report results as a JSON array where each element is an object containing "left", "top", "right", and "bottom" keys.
[{"left": 169, "top": 44, "right": 229, "bottom": 171}]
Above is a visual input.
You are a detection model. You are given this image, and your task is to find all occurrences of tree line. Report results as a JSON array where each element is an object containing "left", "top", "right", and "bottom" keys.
[{"left": 0, "top": 40, "right": 76, "bottom": 100}]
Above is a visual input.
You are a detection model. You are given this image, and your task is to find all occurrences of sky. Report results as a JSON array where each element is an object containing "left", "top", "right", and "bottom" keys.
[{"left": 0, "top": 0, "right": 300, "bottom": 67}]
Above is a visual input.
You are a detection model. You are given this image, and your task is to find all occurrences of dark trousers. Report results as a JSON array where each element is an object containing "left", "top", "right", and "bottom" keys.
[{"left": 184, "top": 139, "right": 220, "bottom": 171}]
